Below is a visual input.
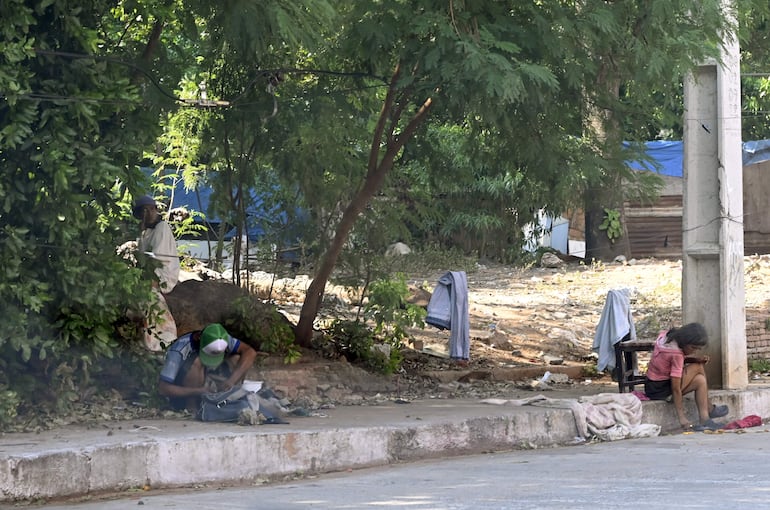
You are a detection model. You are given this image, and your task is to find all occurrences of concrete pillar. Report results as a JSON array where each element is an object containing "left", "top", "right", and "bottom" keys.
[{"left": 682, "top": 8, "right": 746, "bottom": 389}]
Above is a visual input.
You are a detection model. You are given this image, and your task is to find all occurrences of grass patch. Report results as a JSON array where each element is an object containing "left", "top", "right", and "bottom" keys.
[{"left": 749, "top": 359, "right": 770, "bottom": 373}]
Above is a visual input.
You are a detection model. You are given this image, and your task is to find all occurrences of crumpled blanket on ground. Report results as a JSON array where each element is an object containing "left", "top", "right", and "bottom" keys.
[
  {"left": 482, "top": 393, "right": 661, "bottom": 441},
  {"left": 723, "top": 415, "right": 763, "bottom": 430}
]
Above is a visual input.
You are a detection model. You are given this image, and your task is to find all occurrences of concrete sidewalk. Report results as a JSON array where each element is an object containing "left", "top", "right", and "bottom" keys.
[{"left": 1, "top": 385, "right": 769, "bottom": 503}]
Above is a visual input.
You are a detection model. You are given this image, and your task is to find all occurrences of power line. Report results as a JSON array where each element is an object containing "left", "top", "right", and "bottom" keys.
[
  {"left": 31, "top": 49, "right": 384, "bottom": 109},
  {"left": 33, "top": 49, "right": 229, "bottom": 108}
]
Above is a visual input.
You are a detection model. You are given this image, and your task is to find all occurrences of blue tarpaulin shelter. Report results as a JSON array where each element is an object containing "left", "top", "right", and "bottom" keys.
[
  {"left": 624, "top": 139, "right": 770, "bottom": 176},
  {"left": 623, "top": 141, "right": 684, "bottom": 177},
  {"left": 742, "top": 140, "right": 770, "bottom": 166},
  {"left": 152, "top": 175, "right": 306, "bottom": 246}
]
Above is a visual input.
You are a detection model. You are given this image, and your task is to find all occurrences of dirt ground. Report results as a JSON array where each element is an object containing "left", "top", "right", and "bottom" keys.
[
  {"left": 250, "top": 254, "right": 770, "bottom": 403},
  {"left": 12, "top": 255, "right": 770, "bottom": 432},
  {"left": 401, "top": 254, "right": 770, "bottom": 370},
  {"left": 408, "top": 257, "right": 685, "bottom": 369}
]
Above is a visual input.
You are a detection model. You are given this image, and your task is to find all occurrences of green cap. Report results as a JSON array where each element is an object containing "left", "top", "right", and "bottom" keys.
[{"left": 199, "top": 323, "right": 228, "bottom": 368}]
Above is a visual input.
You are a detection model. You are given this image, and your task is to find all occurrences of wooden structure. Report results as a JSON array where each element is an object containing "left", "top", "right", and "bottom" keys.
[{"left": 623, "top": 160, "right": 770, "bottom": 259}]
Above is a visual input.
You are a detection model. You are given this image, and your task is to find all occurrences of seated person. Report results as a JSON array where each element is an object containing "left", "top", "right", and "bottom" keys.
[
  {"left": 644, "top": 322, "right": 729, "bottom": 431},
  {"left": 159, "top": 323, "right": 257, "bottom": 414}
]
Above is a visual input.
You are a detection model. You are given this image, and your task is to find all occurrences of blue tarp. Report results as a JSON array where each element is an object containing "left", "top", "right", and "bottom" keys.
[
  {"left": 624, "top": 139, "right": 770, "bottom": 177},
  {"left": 742, "top": 140, "right": 770, "bottom": 166},
  {"left": 623, "top": 141, "right": 684, "bottom": 177},
  {"left": 151, "top": 175, "right": 306, "bottom": 244}
]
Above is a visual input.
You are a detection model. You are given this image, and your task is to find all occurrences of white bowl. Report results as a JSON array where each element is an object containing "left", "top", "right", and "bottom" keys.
[{"left": 242, "top": 380, "right": 263, "bottom": 393}]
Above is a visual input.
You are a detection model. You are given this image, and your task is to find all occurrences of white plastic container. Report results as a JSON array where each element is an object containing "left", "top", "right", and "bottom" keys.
[{"left": 242, "top": 380, "right": 263, "bottom": 393}]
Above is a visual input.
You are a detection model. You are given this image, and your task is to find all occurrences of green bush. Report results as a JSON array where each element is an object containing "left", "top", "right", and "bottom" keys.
[
  {"left": 0, "top": 387, "right": 20, "bottom": 429},
  {"left": 321, "top": 274, "right": 426, "bottom": 375},
  {"left": 0, "top": 0, "right": 161, "bottom": 429},
  {"left": 365, "top": 273, "right": 426, "bottom": 344},
  {"left": 323, "top": 319, "right": 401, "bottom": 374},
  {"left": 223, "top": 296, "right": 301, "bottom": 364},
  {"left": 749, "top": 359, "right": 770, "bottom": 373}
]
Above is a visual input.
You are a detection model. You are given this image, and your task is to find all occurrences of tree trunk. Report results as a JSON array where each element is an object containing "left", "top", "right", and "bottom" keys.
[
  {"left": 583, "top": 58, "right": 628, "bottom": 262},
  {"left": 584, "top": 201, "right": 616, "bottom": 261},
  {"left": 294, "top": 65, "right": 432, "bottom": 346}
]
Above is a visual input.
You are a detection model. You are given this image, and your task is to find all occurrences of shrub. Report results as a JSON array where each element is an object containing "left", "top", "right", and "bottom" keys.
[
  {"left": 223, "top": 296, "right": 301, "bottom": 364},
  {"left": 323, "top": 319, "right": 401, "bottom": 374}
]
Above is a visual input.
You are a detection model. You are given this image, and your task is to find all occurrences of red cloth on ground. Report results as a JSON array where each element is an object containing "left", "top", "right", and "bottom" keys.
[
  {"left": 723, "top": 415, "right": 762, "bottom": 430},
  {"left": 631, "top": 390, "right": 650, "bottom": 401}
]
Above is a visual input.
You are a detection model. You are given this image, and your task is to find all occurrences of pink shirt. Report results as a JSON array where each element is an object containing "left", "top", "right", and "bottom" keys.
[{"left": 645, "top": 331, "right": 684, "bottom": 381}]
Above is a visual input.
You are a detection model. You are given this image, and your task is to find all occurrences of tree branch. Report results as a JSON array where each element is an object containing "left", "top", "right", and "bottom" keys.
[{"left": 368, "top": 63, "right": 401, "bottom": 175}]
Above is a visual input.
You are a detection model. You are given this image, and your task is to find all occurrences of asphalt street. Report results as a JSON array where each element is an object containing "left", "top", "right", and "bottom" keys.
[{"left": 27, "top": 427, "right": 770, "bottom": 510}]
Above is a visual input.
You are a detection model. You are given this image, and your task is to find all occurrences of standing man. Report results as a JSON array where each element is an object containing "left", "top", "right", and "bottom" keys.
[{"left": 133, "top": 194, "right": 180, "bottom": 351}]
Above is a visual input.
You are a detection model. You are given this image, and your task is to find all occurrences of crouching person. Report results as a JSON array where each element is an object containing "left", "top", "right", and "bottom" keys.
[
  {"left": 159, "top": 323, "right": 257, "bottom": 416},
  {"left": 644, "top": 322, "right": 729, "bottom": 431}
]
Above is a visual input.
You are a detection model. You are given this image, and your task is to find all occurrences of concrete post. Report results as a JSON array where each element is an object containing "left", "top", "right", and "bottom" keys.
[{"left": 682, "top": 6, "right": 747, "bottom": 389}]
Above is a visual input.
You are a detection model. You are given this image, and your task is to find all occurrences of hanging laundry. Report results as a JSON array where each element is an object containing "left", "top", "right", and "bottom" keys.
[
  {"left": 426, "top": 271, "right": 470, "bottom": 362},
  {"left": 592, "top": 288, "right": 637, "bottom": 372}
]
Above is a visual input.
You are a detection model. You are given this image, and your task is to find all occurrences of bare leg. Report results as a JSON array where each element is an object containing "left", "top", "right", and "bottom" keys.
[{"left": 681, "top": 363, "right": 711, "bottom": 423}]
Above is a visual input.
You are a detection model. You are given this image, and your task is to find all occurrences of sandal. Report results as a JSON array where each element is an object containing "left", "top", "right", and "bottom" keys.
[
  {"left": 693, "top": 418, "right": 724, "bottom": 431},
  {"left": 262, "top": 416, "right": 290, "bottom": 425},
  {"left": 709, "top": 404, "right": 729, "bottom": 419}
]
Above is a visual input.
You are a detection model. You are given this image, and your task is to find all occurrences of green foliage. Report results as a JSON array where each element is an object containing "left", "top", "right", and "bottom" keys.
[
  {"left": 737, "top": 4, "right": 770, "bottom": 139},
  {"left": 322, "top": 274, "right": 424, "bottom": 375},
  {"left": 322, "top": 319, "right": 401, "bottom": 375},
  {"left": 0, "top": 0, "right": 162, "bottom": 422},
  {"left": 598, "top": 208, "right": 623, "bottom": 244},
  {"left": 0, "top": 387, "right": 20, "bottom": 430},
  {"left": 223, "top": 297, "right": 301, "bottom": 364},
  {"left": 583, "top": 364, "right": 600, "bottom": 378},
  {"left": 365, "top": 274, "right": 426, "bottom": 345},
  {"left": 149, "top": 0, "right": 338, "bottom": 279},
  {"left": 749, "top": 358, "right": 770, "bottom": 374},
  {"left": 394, "top": 123, "right": 548, "bottom": 262}
]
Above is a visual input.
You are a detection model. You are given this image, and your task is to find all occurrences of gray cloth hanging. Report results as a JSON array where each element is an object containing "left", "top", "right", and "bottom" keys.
[
  {"left": 426, "top": 271, "right": 470, "bottom": 360},
  {"left": 592, "top": 288, "right": 637, "bottom": 372}
]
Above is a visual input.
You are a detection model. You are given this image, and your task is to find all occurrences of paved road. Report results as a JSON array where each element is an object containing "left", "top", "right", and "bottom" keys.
[{"left": 31, "top": 428, "right": 770, "bottom": 510}]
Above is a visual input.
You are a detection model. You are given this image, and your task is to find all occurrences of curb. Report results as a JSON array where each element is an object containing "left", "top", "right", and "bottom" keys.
[{"left": 1, "top": 386, "right": 768, "bottom": 503}]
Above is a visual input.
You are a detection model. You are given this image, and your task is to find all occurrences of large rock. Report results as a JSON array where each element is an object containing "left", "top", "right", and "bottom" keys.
[
  {"left": 385, "top": 242, "right": 411, "bottom": 256},
  {"left": 540, "top": 252, "right": 564, "bottom": 268},
  {"left": 165, "top": 280, "right": 294, "bottom": 348}
]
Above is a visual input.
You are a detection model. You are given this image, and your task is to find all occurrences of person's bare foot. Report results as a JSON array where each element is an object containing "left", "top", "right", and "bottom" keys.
[{"left": 453, "top": 359, "right": 469, "bottom": 367}]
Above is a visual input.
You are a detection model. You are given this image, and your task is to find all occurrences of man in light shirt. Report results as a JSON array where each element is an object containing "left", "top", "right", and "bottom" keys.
[{"left": 133, "top": 194, "right": 180, "bottom": 351}]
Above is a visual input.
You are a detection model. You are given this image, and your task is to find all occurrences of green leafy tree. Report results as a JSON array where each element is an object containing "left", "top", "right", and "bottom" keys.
[
  {"left": 740, "top": 8, "right": 770, "bottom": 139},
  {"left": 573, "top": 0, "right": 768, "bottom": 259},
  {"left": 0, "top": 0, "right": 173, "bottom": 422},
  {"left": 289, "top": 1, "right": 761, "bottom": 343},
  {"left": 291, "top": 1, "right": 566, "bottom": 344},
  {"left": 151, "top": 1, "right": 338, "bottom": 280}
]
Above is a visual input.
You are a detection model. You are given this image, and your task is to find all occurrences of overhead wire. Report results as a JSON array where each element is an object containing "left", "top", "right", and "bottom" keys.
[
  {"left": 34, "top": 49, "right": 185, "bottom": 105},
  {"left": 19, "top": 49, "right": 384, "bottom": 109}
]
